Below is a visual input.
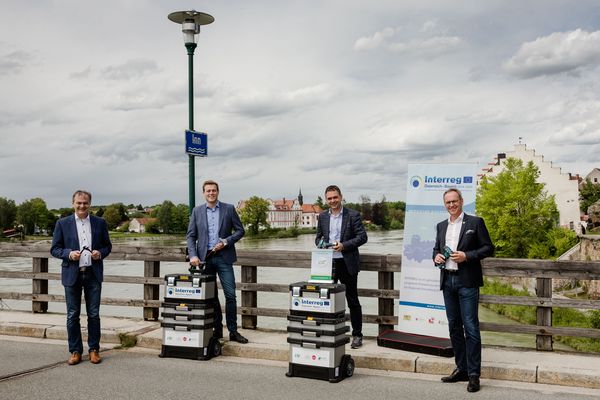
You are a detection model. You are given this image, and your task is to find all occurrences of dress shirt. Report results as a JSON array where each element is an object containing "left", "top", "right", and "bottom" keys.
[
  {"left": 206, "top": 202, "right": 220, "bottom": 251},
  {"left": 75, "top": 214, "right": 92, "bottom": 267},
  {"left": 329, "top": 208, "right": 343, "bottom": 259},
  {"left": 444, "top": 212, "right": 464, "bottom": 271}
]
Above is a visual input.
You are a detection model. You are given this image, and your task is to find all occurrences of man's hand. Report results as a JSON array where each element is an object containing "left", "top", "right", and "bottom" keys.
[
  {"left": 434, "top": 253, "right": 446, "bottom": 264},
  {"left": 189, "top": 256, "right": 201, "bottom": 266},
  {"left": 69, "top": 251, "right": 81, "bottom": 261},
  {"left": 332, "top": 241, "right": 344, "bottom": 252},
  {"left": 450, "top": 251, "right": 467, "bottom": 263},
  {"left": 91, "top": 250, "right": 101, "bottom": 260}
]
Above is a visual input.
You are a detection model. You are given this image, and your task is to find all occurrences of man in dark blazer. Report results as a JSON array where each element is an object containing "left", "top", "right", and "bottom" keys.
[
  {"left": 315, "top": 185, "right": 368, "bottom": 348},
  {"left": 433, "top": 188, "right": 493, "bottom": 393},
  {"left": 50, "top": 190, "right": 112, "bottom": 366},
  {"left": 186, "top": 180, "right": 247, "bottom": 343}
]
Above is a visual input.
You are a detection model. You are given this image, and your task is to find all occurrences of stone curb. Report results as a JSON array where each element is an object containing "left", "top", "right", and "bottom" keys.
[{"left": 2, "top": 321, "right": 599, "bottom": 389}]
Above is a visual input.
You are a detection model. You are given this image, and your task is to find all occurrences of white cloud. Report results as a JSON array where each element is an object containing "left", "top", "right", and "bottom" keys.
[{"left": 504, "top": 29, "right": 600, "bottom": 78}]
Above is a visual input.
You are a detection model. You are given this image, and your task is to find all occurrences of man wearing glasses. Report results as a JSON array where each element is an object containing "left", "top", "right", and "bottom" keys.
[
  {"left": 433, "top": 188, "right": 493, "bottom": 393},
  {"left": 51, "top": 190, "right": 112, "bottom": 366}
]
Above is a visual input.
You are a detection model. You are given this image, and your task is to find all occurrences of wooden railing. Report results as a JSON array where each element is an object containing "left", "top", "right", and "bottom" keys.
[{"left": 1, "top": 242, "right": 599, "bottom": 351}]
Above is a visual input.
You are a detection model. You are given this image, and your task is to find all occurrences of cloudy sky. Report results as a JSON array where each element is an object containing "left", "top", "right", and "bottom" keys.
[{"left": 2, "top": 1, "right": 600, "bottom": 209}]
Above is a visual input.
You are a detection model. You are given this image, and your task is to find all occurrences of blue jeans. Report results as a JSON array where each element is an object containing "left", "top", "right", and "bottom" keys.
[
  {"left": 64, "top": 270, "right": 102, "bottom": 354},
  {"left": 205, "top": 255, "right": 238, "bottom": 334},
  {"left": 443, "top": 274, "right": 481, "bottom": 377}
]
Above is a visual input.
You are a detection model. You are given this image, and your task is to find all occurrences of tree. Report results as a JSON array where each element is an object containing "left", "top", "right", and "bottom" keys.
[
  {"left": 103, "top": 205, "right": 122, "bottom": 230},
  {"left": 157, "top": 200, "right": 175, "bottom": 233},
  {"left": 239, "top": 196, "right": 270, "bottom": 235},
  {"left": 315, "top": 196, "right": 327, "bottom": 210},
  {"left": 172, "top": 204, "right": 190, "bottom": 233},
  {"left": 16, "top": 198, "right": 49, "bottom": 235},
  {"left": 477, "top": 158, "right": 559, "bottom": 258},
  {"left": 372, "top": 195, "right": 391, "bottom": 229},
  {"left": 579, "top": 179, "right": 600, "bottom": 213},
  {"left": 359, "top": 195, "right": 372, "bottom": 222},
  {"left": 0, "top": 197, "right": 17, "bottom": 230}
]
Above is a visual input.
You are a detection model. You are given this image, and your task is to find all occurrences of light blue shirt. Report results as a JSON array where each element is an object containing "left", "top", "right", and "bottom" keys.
[
  {"left": 206, "top": 202, "right": 220, "bottom": 251},
  {"left": 328, "top": 208, "right": 343, "bottom": 259}
]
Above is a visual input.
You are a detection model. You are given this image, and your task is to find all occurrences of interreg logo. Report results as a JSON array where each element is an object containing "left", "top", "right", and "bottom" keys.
[
  {"left": 424, "top": 175, "right": 473, "bottom": 185},
  {"left": 174, "top": 287, "right": 197, "bottom": 295},
  {"left": 301, "top": 299, "right": 330, "bottom": 307},
  {"left": 410, "top": 176, "right": 423, "bottom": 188}
]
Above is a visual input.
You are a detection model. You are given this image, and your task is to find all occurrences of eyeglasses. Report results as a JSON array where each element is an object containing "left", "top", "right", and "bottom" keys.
[{"left": 445, "top": 200, "right": 461, "bottom": 205}]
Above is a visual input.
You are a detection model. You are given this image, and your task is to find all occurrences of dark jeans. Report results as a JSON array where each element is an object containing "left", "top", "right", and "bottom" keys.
[
  {"left": 204, "top": 255, "right": 238, "bottom": 334},
  {"left": 443, "top": 273, "right": 481, "bottom": 377},
  {"left": 64, "top": 270, "right": 102, "bottom": 354},
  {"left": 333, "top": 258, "right": 362, "bottom": 337}
]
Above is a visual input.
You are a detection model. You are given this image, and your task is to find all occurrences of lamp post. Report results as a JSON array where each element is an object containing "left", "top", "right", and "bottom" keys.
[{"left": 168, "top": 10, "right": 214, "bottom": 214}]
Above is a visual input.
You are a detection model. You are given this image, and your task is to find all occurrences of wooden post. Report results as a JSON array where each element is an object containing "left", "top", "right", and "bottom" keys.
[
  {"left": 32, "top": 257, "right": 49, "bottom": 313},
  {"left": 378, "top": 255, "right": 394, "bottom": 333},
  {"left": 241, "top": 265, "right": 257, "bottom": 329},
  {"left": 536, "top": 277, "right": 553, "bottom": 351},
  {"left": 143, "top": 260, "right": 160, "bottom": 320}
]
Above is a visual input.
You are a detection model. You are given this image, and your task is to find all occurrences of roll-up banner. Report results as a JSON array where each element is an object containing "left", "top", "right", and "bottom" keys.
[{"left": 397, "top": 163, "right": 477, "bottom": 338}]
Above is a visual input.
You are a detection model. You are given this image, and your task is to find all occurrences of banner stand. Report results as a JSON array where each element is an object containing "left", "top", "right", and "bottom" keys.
[{"left": 377, "top": 163, "right": 477, "bottom": 357}]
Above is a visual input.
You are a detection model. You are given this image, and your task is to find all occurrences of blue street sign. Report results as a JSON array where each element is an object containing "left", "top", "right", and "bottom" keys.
[{"left": 185, "top": 130, "right": 207, "bottom": 157}]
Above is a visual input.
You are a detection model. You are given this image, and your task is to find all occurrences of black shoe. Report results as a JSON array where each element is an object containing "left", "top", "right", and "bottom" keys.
[
  {"left": 467, "top": 377, "right": 480, "bottom": 393},
  {"left": 350, "top": 336, "right": 363, "bottom": 349},
  {"left": 441, "top": 368, "right": 469, "bottom": 383},
  {"left": 213, "top": 330, "right": 223, "bottom": 339},
  {"left": 229, "top": 331, "right": 248, "bottom": 344}
]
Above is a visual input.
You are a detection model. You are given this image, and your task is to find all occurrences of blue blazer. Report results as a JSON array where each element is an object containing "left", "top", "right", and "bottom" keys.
[
  {"left": 433, "top": 213, "right": 494, "bottom": 289},
  {"left": 315, "top": 207, "right": 368, "bottom": 275},
  {"left": 50, "top": 214, "right": 112, "bottom": 287},
  {"left": 186, "top": 202, "right": 245, "bottom": 264}
]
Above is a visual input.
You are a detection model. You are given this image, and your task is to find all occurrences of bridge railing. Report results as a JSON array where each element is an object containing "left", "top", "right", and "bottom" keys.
[{"left": 1, "top": 242, "right": 599, "bottom": 351}]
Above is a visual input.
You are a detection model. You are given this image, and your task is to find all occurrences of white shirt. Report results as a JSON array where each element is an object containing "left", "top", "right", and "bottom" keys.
[
  {"left": 328, "top": 208, "right": 343, "bottom": 259},
  {"left": 75, "top": 214, "right": 92, "bottom": 267},
  {"left": 444, "top": 212, "right": 464, "bottom": 271}
]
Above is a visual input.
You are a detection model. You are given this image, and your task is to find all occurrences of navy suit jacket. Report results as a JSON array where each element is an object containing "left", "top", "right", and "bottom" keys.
[
  {"left": 433, "top": 213, "right": 494, "bottom": 289},
  {"left": 51, "top": 214, "right": 112, "bottom": 287},
  {"left": 315, "top": 208, "right": 368, "bottom": 275},
  {"left": 186, "top": 202, "right": 245, "bottom": 264}
]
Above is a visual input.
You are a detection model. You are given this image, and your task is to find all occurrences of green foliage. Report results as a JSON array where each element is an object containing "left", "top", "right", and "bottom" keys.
[
  {"left": 157, "top": 200, "right": 175, "bottom": 233},
  {"left": 481, "top": 279, "right": 536, "bottom": 324},
  {"left": 372, "top": 195, "right": 391, "bottom": 229},
  {"left": 16, "top": 198, "right": 49, "bottom": 235},
  {"left": 239, "top": 196, "right": 270, "bottom": 235},
  {"left": 103, "top": 205, "right": 122, "bottom": 230},
  {"left": 589, "top": 310, "right": 600, "bottom": 329},
  {"left": 0, "top": 197, "right": 17, "bottom": 230},
  {"left": 477, "top": 158, "right": 559, "bottom": 258},
  {"left": 315, "top": 196, "right": 326, "bottom": 210},
  {"left": 483, "top": 278, "right": 600, "bottom": 353},
  {"left": 171, "top": 204, "right": 189, "bottom": 233},
  {"left": 579, "top": 179, "right": 600, "bottom": 213},
  {"left": 527, "top": 227, "right": 579, "bottom": 259},
  {"left": 143, "top": 219, "right": 160, "bottom": 233}
]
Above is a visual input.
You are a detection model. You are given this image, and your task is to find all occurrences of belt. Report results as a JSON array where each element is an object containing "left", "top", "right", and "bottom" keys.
[
  {"left": 79, "top": 266, "right": 89, "bottom": 272},
  {"left": 445, "top": 269, "right": 459, "bottom": 274}
]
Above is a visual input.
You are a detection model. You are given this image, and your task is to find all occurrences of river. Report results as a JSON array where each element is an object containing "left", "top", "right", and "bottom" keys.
[{"left": 0, "top": 230, "right": 571, "bottom": 349}]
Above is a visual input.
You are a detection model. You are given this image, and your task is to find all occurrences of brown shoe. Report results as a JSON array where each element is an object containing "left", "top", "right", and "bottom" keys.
[
  {"left": 67, "top": 352, "right": 81, "bottom": 365},
  {"left": 89, "top": 350, "right": 102, "bottom": 364}
]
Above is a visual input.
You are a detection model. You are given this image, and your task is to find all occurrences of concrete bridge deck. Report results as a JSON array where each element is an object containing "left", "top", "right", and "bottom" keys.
[{"left": 1, "top": 310, "right": 599, "bottom": 392}]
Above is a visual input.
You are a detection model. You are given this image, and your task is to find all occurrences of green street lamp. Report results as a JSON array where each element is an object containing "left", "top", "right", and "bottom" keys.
[{"left": 168, "top": 10, "right": 214, "bottom": 214}]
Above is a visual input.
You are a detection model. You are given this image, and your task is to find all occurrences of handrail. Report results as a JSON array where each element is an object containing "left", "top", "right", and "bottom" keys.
[{"left": 1, "top": 242, "right": 600, "bottom": 350}]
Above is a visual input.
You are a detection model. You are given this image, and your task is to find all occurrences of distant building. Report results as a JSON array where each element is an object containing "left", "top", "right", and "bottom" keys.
[
  {"left": 129, "top": 217, "right": 157, "bottom": 233},
  {"left": 480, "top": 143, "right": 582, "bottom": 233},
  {"left": 584, "top": 168, "right": 600, "bottom": 185},
  {"left": 238, "top": 189, "right": 323, "bottom": 229}
]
